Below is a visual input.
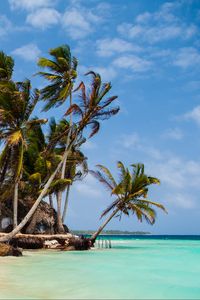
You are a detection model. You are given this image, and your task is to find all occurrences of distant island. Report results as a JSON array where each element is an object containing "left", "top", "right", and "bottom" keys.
[{"left": 72, "top": 230, "right": 151, "bottom": 235}]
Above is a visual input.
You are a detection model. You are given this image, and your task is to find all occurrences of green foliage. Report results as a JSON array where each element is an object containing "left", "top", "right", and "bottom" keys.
[
  {"left": 90, "top": 162, "right": 166, "bottom": 225},
  {"left": 37, "top": 44, "right": 78, "bottom": 111},
  {"left": 65, "top": 72, "right": 120, "bottom": 138},
  {"left": 0, "top": 51, "right": 14, "bottom": 81}
]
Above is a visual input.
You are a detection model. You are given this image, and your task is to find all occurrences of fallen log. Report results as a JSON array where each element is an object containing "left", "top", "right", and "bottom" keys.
[{"left": 0, "top": 243, "right": 22, "bottom": 256}]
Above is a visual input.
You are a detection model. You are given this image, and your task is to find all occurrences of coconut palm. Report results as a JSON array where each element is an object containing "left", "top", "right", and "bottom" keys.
[
  {"left": 37, "top": 44, "right": 78, "bottom": 112},
  {"left": 90, "top": 162, "right": 167, "bottom": 241},
  {"left": 61, "top": 141, "right": 88, "bottom": 223},
  {"left": 65, "top": 71, "right": 120, "bottom": 138},
  {"left": 0, "top": 79, "right": 47, "bottom": 228},
  {"left": 37, "top": 45, "right": 78, "bottom": 233}
]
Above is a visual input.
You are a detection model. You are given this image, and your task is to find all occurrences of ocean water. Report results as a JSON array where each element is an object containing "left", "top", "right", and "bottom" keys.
[{"left": 0, "top": 235, "right": 200, "bottom": 299}]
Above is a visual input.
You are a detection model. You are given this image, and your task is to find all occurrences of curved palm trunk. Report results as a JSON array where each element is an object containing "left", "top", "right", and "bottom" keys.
[
  {"left": 62, "top": 184, "right": 70, "bottom": 223},
  {"left": 13, "top": 143, "right": 23, "bottom": 229},
  {"left": 56, "top": 192, "right": 64, "bottom": 233},
  {"left": 56, "top": 91, "right": 73, "bottom": 233},
  {"left": 13, "top": 181, "right": 19, "bottom": 228},
  {"left": 0, "top": 140, "right": 75, "bottom": 243},
  {"left": 49, "top": 194, "right": 53, "bottom": 208},
  {"left": 90, "top": 208, "right": 119, "bottom": 242}
]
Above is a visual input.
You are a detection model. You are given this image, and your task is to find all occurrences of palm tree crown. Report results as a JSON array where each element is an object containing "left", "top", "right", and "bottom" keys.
[
  {"left": 90, "top": 162, "right": 167, "bottom": 241},
  {"left": 65, "top": 71, "right": 120, "bottom": 137},
  {"left": 37, "top": 45, "right": 78, "bottom": 111}
]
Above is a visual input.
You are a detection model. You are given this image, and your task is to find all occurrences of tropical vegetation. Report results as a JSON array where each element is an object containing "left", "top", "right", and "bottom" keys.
[
  {"left": 0, "top": 44, "right": 166, "bottom": 245},
  {"left": 90, "top": 162, "right": 167, "bottom": 241}
]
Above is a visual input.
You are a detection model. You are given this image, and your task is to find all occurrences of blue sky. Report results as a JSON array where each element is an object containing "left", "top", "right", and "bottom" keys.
[{"left": 1, "top": 0, "right": 200, "bottom": 234}]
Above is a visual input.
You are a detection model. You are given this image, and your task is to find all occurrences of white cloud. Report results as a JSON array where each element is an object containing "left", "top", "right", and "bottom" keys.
[
  {"left": 120, "top": 133, "right": 140, "bottom": 149},
  {"left": 92, "top": 66, "right": 117, "bottom": 81},
  {"left": 150, "top": 156, "right": 200, "bottom": 191},
  {"left": 173, "top": 47, "right": 200, "bottom": 68},
  {"left": 74, "top": 174, "right": 102, "bottom": 198},
  {"left": 183, "top": 105, "right": 200, "bottom": 126},
  {"left": 26, "top": 8, "right": 60, "bottom": 29},
  {"left": 117, "top": 2, "right": 196, "bottom": 44},
  {"left": 119, "top": 132, "right": 163, "bottom": 160},
  {"left": 62, "top": 6, "right": 101, "bottom": 39},
  {"left": 163, "top": 128, "right": 184, "bottom": 140},
  {"left": 0, "top": 15, "right": 12, "bottom": 37},
  {"left": 11, "top": 43, "right": 41, "bottom": 61},
  {"left": 167, "top": 193, "right": 196, "bottom": 209},
  {"left": 9, "top": 0, "right": 54, "bottom": 11},
  {"left": 113, "top": 55, "right": 152, "bottom": 72},
  {"left": 96, "top": 38, "right": 141, "bottom": 57}
]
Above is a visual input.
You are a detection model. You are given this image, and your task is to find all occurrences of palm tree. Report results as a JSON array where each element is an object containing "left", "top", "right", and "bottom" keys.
[
  {"left": 37, "top": 45, "right": 78, "bottom": 233},
  {"left": 0, "top": 79, "right": 47, "bottom": 228},
  {"left": 65, "top": 71, "right": 120, "bottom": 138},
  {"left": 0, "top": 51, "right": 14, "bottom": 81},
  {"left": 61, "top": 141, "right": 88, "bottom": 223},
  {"left": 90, "top": 162, "right": 167, "bottom": 241},
  {"left": 37, "top": 44, "right": 78, "bottom": 112}
]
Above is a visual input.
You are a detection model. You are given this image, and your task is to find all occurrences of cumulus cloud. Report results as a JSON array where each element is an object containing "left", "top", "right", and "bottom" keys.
[
  {"left": 92, "top": 66, "right": 117, "bottom": 81},
  {"left": 113, "top": 55, "right": 152, "bottom": 72},
  {"left": 62, "top": 4, "right": 102, "bottom": 39},
  {"left": 119, "top": 132, "right": 163, "bottom": 160},
  {"left": 96, "top": 38, "right": 141, "bottom": 57},
  {"left": 167, "top": 193, "right": 196, "bottom": 209},
  {"left": 117, "top": 1, "right": 196, "bottom": 43},
  {"left": 151, "top": 157, "right": 200, "bottom": 191},
  {"left": 26, "top": 8, "right": 60, "bottom": 29},
  {"left": 120, "top": 133, "right": 140, "bottom": 149},
  {"left": 0, "top": 15, "right": 12, "bottom": 37},
  {"left": 173, "top": 47, "right": 200, "bottom": 68},
  {"left": 9, "top": 0, "right": 54, "bottom": 11},
  {"left": 163, "top": 128, "right": 184, "bottom": 140},
  {"left": 183, "top": 105, "right": 200, "bottom": 126},
  {"left": 11, "top": 43, "right": 41, "bottom": 61},
  {"left": 74, "top": 174, "right": 102, "bottom": 198}
]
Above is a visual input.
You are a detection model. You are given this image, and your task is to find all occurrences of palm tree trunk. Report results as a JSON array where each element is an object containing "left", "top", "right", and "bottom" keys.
[
  {"left": 56, "top": 91, "right": 73, "bottom": 233},
  {"left": 56, "top": 192, "right": 64, "bottom": 233},
  {"left": 49, "top": 194, "right": 53, "bottom": 208},
  {"left": 13, "top": 181, "right": 18, "bottom": 228},
  {"left": 0, "top": 138, "right": 76, "bottom": 243},
  {"left": 62, "top": 185, "right": 70, "bottom": 223},
  {"left": 90, "top": 208, "right": 119, "bottom": 242}
]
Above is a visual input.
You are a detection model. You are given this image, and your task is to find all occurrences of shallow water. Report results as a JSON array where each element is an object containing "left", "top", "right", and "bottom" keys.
[{"left": 1, "top": 236, "right": 200, "bottom": 299}]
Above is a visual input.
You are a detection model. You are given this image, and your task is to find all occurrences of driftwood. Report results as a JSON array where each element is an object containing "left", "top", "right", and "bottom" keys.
[
  {"left": 0, "top": 242, "right": 22, "bottom": 256},
  {"left": 0, "top": 233, "right": 92, "bottom": 251}
]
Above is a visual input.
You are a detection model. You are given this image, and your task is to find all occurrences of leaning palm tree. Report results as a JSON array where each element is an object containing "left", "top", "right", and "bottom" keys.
[
  {"left": 61, "top": 142, "right": 88, "bottom": 223},
  {"left": 37, "top": 45, "right": 78, "bottom": 233},
  {"left": 0, "top": 79, "right": 47, "bottom": 228},
  {"left": 90, "top": 162, "right": 167, "bottom": 241}
]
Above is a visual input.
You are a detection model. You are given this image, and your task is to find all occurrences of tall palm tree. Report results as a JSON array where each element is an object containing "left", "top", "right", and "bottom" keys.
[
  {"left": 65, "top": 71, "right": 120, "bottom": 138},
  {"left": 90, "top": 162, "right": 167, "bottom": 241},
  {"left": 0, "top": 79, "right": 47, "bottom": 228},
  {"left": 37, "top": 45, "right": 78, "bottom": 233},
  {"left": 61, "top": 142, "right": 88, "bottom": 223}
]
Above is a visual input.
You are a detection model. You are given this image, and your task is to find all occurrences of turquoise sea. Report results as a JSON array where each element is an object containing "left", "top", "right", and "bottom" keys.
[{"left": 1, "top": 235, "right": 200, "bottom": 299}]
